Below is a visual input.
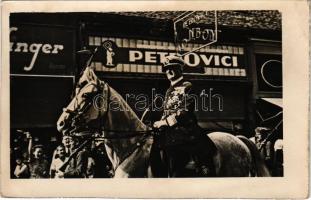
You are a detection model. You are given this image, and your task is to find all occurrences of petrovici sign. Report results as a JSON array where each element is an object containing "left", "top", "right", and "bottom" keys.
[
  {"left": 91, "top": 40, "right": 244, "bottom": 74},
  {"left": 129, "top": 50, "right": 239, "bottom": 68}
]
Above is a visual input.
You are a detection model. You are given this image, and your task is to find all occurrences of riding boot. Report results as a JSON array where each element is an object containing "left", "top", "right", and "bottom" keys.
[
  {"left": 150, "top": 142, "right": 168, "bottom": 177},
  {"left": 194, "top": 133, "right": 217, "bottom": 177},
  {"left": 195, "top": 153, "right": 216, "bottom": 177}
]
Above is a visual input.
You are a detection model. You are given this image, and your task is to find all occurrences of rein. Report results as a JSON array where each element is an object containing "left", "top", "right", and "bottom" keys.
[
  {"left": 69, "top": 128, "right": 156, "bottom": 140},
  {"left": 101, "top": 129, "right": 153, "bottom": 136}
]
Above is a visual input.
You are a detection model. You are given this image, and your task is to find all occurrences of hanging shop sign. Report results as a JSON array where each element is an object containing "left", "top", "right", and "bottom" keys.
[
  {"left": 174, "top": 11, "right": 219, "bottom": 44},
  {"left": 88, "top": 38, "right": 247, "bottom": 77},
  {"left": 10, "top": 25, "right": 75, "bottom": 76}
]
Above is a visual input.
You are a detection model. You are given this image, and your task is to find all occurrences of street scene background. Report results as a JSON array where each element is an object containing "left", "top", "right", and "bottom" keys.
[{"left": 10, "top": 11, "right": 283, "bottom": 178}]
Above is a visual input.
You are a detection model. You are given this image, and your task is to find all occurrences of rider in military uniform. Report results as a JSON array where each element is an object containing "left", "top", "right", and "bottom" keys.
[{"left": 153, "top": 55, "right": 217, "bottom": 177}]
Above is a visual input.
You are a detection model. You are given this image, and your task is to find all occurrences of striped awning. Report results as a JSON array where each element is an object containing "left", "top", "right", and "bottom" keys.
[{"left": 261, "top": 98, "right": 283, "bottom": 108}]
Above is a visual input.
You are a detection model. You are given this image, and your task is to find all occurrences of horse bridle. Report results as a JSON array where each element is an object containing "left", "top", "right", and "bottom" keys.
[
  {"left": 60, "top": 80, "right": 162, "bottom": 174},
  {"left": 63, "top": 81, "right": 155, "bottom": 138},
  {"left": 62, "top": 81, "right": 107, "bottom": 134}
]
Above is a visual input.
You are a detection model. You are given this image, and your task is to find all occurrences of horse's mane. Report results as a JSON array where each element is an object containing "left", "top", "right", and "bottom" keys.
[
  {"left": 102, "top": 82, "right": 149, "bottom": 171},
  {"left": 73, "top": 68, "right": 151, "bottom": 175},
  {"left": 104, "top": 84, "right": 147, "bottom": 134}
]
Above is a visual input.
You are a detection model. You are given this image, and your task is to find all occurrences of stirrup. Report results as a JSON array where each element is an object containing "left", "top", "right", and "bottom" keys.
[{"left": 200, "top": 165, "right": 211, "bottom": 176}]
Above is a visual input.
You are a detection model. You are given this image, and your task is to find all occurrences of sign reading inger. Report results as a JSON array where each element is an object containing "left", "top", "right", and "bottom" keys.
[{"left": 10, "top": 25, "right": 75, "bottom": 76}]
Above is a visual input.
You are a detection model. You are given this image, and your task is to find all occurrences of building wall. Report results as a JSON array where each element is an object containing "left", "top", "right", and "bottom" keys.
[{"left": 9, "top": 12, "right": 281, "bottom": 137}]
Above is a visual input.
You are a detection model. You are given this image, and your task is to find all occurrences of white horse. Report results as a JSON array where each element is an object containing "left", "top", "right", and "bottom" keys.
[{"left": 57, "top": 67, "right": 270, "bottom": 177}]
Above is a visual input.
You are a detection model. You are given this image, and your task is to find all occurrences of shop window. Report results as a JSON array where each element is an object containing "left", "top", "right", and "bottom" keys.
[{"left": 255, "top": 54, "right": 282, "bottom": 93}]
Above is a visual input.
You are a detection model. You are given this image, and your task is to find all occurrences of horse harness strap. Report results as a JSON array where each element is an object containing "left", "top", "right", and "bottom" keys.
[{"left": 92, "top": 128, "right": 154, "bottom": 140}]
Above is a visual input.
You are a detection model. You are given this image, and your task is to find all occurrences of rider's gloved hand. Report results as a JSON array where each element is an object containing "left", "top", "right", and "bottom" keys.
[{"left": 153, "top": 120, "right": 168, "bottom": 129}]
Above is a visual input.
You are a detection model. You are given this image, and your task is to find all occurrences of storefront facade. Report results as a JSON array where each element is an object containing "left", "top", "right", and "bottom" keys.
[{"left": 10, "top": 12, "right": 282, "bottom": 160}]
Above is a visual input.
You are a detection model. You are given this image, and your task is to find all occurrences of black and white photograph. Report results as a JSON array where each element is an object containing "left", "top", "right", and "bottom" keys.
[{"left": 0, "top": 1, "right": 309, "bottom": 198}]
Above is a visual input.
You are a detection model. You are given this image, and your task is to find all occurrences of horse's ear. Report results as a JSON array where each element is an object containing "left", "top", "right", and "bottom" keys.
[
  {"left": 87, "top": 67, "right": 98, "bottom": 83},
  {"left": 79, "top": 66, "right": 99, "bottom": 85}
]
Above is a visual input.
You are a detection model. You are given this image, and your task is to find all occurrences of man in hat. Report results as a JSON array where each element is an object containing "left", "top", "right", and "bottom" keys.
[
  {"left": 63, "top": 132, "right": 91, "bottom": 178},
  {"left": 254, "top": 127, "right": 273, "bottom": 169},
  {"left": 153, "top": 55, "right": 217, "bottom": 177}
]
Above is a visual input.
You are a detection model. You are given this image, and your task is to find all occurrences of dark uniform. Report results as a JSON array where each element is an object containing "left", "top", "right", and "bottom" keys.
[
  {"left": 254, "top": 127, "right": 274, "bottom": 171},
  {"left": 28, "top": 158, "right": 50, "bottom": 178},
  {"left": 64, "top": 148, "right": 89, "bottom": 178},
  {"left": 158, "top": 80, "right": 200, "bottom": 146},
  {"left": 62, "top": 133, "right": 92, "bottom": 178},
  {"left": 154, "top": 77, "right": 217, "bottom": 177}
]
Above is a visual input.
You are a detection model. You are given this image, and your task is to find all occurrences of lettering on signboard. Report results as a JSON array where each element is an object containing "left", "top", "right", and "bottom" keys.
[
  {"left": 175, "top": 11, "right": 219, "bottom": 44},
  {"left": 129, "top": 50, "right": 238, "bottom": 68},
  {"left": 182, "top": 13, "right": 207, "bottom": 29},
  {"left": 10, "top": 27, "right": 65, "bottom": 72},
  {"left": 184, "top": 27, "right": 217, "bottom": 43},
  {"left": 89, "top": 38, "right": 246, "bottom": 77}
]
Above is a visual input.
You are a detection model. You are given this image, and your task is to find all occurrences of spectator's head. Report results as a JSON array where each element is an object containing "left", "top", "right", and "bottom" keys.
[
  {"left": 56, "top": 144, "right": 66, "bottom": 159},
  {"left": 32, "top": 145, "right": 44, "bottom": 159},
  {"left": 15, "top": 158, "right": 22, "bottom": 165},
  {"left": 255, "top": 127, "right": 271, "bottom": 141},
  {"left": 62, "top": 135, "right": 72, "bottom": 149},
  {"left": 22, "top": 152, "right": 28, "bottom": 160},
  {"left": 69, "top": 137, "right": 79, "bottom": 150},
  {"left": 69, "top": 136, "right": 86, "bottom": 150}
]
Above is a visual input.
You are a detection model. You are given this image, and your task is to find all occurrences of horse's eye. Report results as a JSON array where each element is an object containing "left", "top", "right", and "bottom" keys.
[
  {"left": 82, "top": 93, "right": 89, "bottom": 98},
  {"left": 78, "top": 80, "right": 87, "bottom": 89}
]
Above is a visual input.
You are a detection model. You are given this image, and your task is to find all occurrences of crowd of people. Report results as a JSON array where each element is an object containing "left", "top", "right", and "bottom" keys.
[
  {"left": 13, "top": 132, "right": 113, "bottom": 179},
  {"left": 250, "top": 126, "right": 283, "bottom": 176},
  {"left": 12, "top": 126, "right": 283, "bottom": 178}
]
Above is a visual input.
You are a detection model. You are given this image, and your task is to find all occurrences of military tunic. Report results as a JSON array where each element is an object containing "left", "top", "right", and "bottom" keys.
[
  {"left": 153, "top": 79, "right": 217, "bottom": 177},
  {"left": 157, "top": 79, "right": 202, "bottom": 147}
]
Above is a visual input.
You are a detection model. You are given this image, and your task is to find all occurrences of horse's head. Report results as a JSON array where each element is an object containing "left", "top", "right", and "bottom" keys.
[
  {"left": 57, "top": 67, "right": 109, "bottom": 135},
  {"left": 57, "top": 67, "right": 153, "bottom": 177}
]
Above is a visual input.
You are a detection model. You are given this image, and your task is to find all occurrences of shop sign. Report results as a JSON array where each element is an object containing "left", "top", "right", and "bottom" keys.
[
  {"left": 128, "top": 50, "right": 239, "bottom": 67},
  {"left": 10, "top": 25, "right": 75, "bottom": 75},
  {"left": 91, "top": 40, "right": 245, "bottom": 75},
  {"left": 174, "top": 11, "right": 219, "bottom": 44}
]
